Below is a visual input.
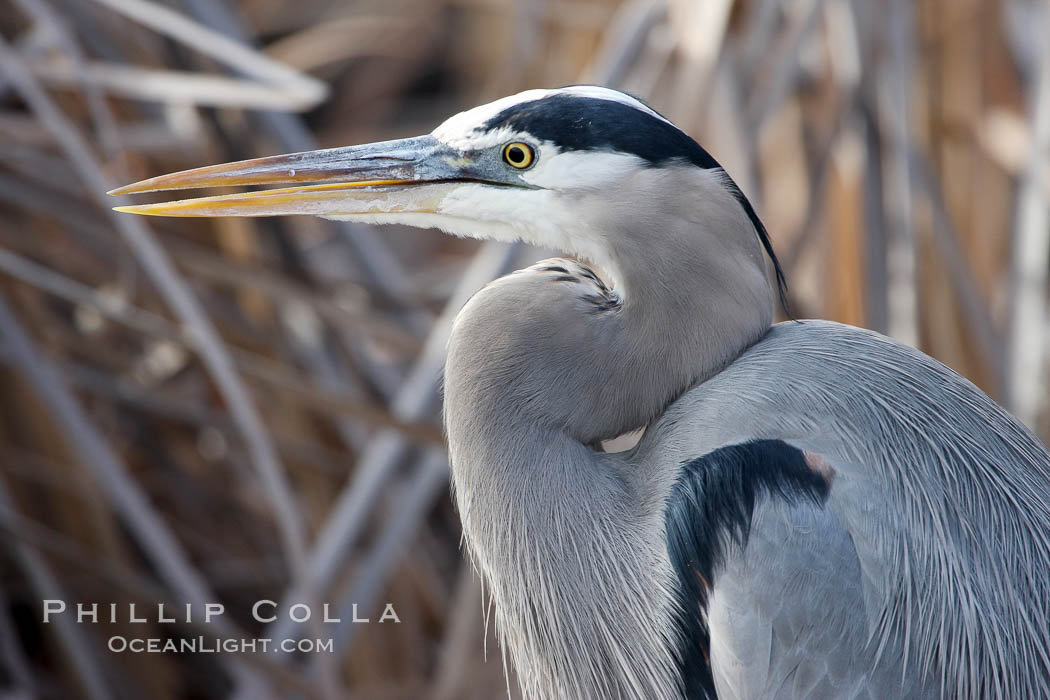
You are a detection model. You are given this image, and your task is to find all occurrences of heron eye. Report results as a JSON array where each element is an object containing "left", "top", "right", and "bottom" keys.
[{"left": 502, "top": 142, "right": 535, "bottom": 169}]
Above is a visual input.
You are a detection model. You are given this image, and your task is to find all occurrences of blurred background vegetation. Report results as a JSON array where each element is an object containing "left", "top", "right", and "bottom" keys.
[{"left": 0, "top": 0, "right": 1048, "bottom": 698}]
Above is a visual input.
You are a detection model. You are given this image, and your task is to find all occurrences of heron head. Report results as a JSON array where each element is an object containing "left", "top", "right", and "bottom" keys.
[{"left": 112, "top": 86, "right": 784, "bottom": 300}]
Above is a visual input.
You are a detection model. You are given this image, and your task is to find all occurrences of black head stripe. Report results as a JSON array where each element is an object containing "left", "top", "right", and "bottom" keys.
[
  {"left": 484, "top": 92, "right": 791, "bottom": 314},
  {"left": 482, "top": 93, "right": 721, "bottom": 169}
]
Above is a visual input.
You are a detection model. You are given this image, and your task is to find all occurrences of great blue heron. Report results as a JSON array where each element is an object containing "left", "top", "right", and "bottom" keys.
[{"left": 112, "top": 86, "right": 1050, "bottom": 699}]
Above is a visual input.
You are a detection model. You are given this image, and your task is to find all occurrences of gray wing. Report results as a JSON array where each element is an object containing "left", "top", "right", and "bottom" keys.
[{"left": 641, "top": 320, "right": 1050, "bottom": 699}]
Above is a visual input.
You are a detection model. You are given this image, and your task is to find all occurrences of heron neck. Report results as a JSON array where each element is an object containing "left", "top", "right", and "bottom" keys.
[
  {"left": 573, "top": 167, "right": 776, "bottom": 416},
  {"left": 449, "top": 420, "right": 685, "bottom": 699},
  {"left": 444, "top": 245, "right": 773, "bottom": 699},
  {"left": 591, "top": 215, "right": 776, "bottom": 431}
]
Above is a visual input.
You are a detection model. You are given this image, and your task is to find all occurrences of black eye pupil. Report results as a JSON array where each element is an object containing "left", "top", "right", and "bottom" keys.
[{"left": 508, "top": 147, "right": 525, "bottom": 163}]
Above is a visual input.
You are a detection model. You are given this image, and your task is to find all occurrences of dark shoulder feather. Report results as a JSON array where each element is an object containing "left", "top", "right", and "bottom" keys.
[{"left": 664, "top": 439, "right": 829, "bottom": 698}]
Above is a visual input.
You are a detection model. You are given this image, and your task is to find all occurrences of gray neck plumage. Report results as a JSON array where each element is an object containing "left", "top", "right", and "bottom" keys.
[{"left": 443, "top": 167, "right": 773, "bottom": 699}]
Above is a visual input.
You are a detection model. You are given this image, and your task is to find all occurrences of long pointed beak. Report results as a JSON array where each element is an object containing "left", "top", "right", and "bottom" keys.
[{"left": 109, "top": 135, "right": 473, "bottom": 218}]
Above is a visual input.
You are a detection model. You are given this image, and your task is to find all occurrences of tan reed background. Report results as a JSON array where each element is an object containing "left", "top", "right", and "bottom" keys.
[{"left": 0, "top": 0, "right": 1048, "bottom": 698}]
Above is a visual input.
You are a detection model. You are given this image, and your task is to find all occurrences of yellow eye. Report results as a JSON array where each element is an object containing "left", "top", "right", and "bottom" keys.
[{"left": 502, "top": 142, "right": 535, "bottom": 169}]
